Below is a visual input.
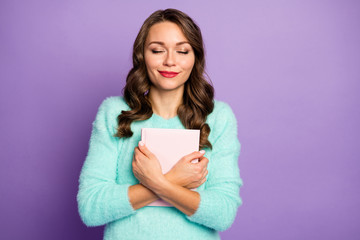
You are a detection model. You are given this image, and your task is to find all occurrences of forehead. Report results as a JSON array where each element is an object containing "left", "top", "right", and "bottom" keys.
[{"left": 146, "top": 21, "right": 189, "bottom": 45}]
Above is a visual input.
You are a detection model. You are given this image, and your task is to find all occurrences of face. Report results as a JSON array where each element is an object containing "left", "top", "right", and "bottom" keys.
[{"left": 144, "top": 21, "right": 195, "bottom": 93}]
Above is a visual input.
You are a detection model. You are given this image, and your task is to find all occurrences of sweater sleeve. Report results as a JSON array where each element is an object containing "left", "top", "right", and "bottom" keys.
[
  {"left": 77, "top": 97, "right": 136, "bottom": 227},
  {"left": 186, "top": 102, "right": 243, "bottom": 231}
]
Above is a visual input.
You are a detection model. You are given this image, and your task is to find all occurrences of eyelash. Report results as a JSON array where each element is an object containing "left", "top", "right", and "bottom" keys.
[
  {"left": 151, "top": 50, "right": 189, "bottom": 55},
  {"left": 151, "top": 50, "right": 163, "bottom": 54}
]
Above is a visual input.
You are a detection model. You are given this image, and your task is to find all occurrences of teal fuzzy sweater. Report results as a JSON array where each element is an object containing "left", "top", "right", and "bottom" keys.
[{"left": 77, "top": 96, "right": 243, "bottom": 240}]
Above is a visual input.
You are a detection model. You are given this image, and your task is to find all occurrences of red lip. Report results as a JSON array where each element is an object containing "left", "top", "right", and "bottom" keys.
[{"left": 158, "top": 71, "right": 179, "bottom": 78}]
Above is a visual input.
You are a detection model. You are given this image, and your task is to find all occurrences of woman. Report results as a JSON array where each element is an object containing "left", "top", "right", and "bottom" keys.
[{"left": 77, "top": 8, "right": 243, "bottom": 240}]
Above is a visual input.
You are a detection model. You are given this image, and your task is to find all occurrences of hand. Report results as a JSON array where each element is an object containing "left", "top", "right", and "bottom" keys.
[
  {"left": 132, "top": 141, "right": 165, "bottom": 190},
  {"left": 165, "top": 150, "right": 209, "bottom": 189}
]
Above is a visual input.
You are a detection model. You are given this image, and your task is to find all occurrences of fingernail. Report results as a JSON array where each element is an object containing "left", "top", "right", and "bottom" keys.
[
  {"left": 199, "top": 150, "right": 205, "bottom": 154},
  {"left": 139, "top": 141, "right": 144, "bottom": 147}
]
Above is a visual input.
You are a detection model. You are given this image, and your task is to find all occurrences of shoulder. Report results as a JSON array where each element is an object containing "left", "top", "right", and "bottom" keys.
[
  {"left": 98, "top": 96, "right": 129, "bottom": 113},
  {"left": 208, "top": 99, "right": 237, "bottom": 123},
  {"left": 206, "top": 100, "right": 238, "bottom": 141},
  {"left": 95, "top": 96, "right": 130, "bottom": 120},
  {"left": 93, "top": 96, "right": 129, "bottom": 130}
]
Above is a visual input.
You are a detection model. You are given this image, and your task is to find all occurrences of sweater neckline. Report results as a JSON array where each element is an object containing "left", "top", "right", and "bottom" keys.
[{"left": 152, "top": 112, "right": 179, "bottom": 122}]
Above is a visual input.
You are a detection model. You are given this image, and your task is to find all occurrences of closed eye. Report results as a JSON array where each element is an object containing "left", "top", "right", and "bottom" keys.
[
  {"left": 152, "top": 50, "right": 164, "bottom": 54},
  {"left": 177, "top": 51, "right": 189, "bottom": 55}
]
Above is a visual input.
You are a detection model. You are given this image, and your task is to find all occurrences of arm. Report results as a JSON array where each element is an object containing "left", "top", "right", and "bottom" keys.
[
  {"left": 151, "top": 177, "right": 201, "bottom": 216},
  {"left": 128, "top": 176, "right": 201, "bottom": 215},
  {"left": 131, "top": 104, "right": 242, "bottom": 231},
  {"left": 131, "top": 144, "right": 208, "bottom": 213},
  {"left": 78, "top": 97, "right": 210, "bottom": 226},
  {"left": 77, "top": 98, "right": 136, "bottom": 227},
  {"left": 128, "top": 162, "right": 208, "bottom": 210},
  {"left": 131, "top": 103, "right": 242, "bottom": 231},
  {"left": 128, "top": 184, "right": 159, "bottom": 210},
  {"left": 185, "top": 103, "right": 243, "bottom": 231}
]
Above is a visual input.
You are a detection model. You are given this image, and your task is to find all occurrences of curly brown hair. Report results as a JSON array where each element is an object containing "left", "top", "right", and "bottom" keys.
[{"left": 115, "top": 8, "right": 214, "bottom": 149}]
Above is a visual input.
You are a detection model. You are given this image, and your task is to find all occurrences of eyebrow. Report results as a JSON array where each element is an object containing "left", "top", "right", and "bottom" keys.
[{"left": 147, "top": 41, "right": 190, "bottom": 46}]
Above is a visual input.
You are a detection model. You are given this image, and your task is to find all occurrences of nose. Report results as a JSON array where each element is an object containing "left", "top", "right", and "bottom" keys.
[{"left": 163, "top": 51, "right": 176, "bottom": 67}]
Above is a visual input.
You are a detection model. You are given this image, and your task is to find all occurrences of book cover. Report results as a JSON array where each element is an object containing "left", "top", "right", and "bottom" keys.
[{"left": 141, "top": 128, "right": 200, "bottom": 207}]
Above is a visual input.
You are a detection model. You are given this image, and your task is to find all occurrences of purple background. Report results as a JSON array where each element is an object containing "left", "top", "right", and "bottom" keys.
[{"left": 1, "top": 0, "right": 359, "bottom": 239}]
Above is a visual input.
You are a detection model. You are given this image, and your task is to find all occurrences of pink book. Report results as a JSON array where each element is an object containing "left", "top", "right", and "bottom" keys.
[{"left": 141, "top": 128, "right": 200, "bottom": 207}]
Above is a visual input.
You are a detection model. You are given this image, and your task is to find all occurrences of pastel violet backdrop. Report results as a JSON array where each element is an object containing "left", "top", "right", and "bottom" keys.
[{"left": 0, "top": 0, "right": 359, "bottom": 239}]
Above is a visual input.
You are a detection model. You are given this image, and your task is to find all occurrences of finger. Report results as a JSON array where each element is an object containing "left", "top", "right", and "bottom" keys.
[
  {"left": 131, "top": 160, "right": 138, "bottom": 172},
  {"left": 134, "top": 147, "right": 146, "bottom": 162},
  {"left": 200, "top": 177, "right": 207, "bottom": 185},
  {"left": 203, "top": 170, "right": 208, "bottom": 178},
  {"left": 132, "top": 163, "right": 140, "bottom": 174},
  {"left": 133, "top": 147, "right": 141, "bottom": 159},
  {"left": 199, "top": 171, "right": 208, "bottom": 183},
  {"left": 134, "top": 147, "right": 140, "bottom": 155},
  {"left": 138, "top": 141, "right": 155, "bottom": 158},
  {"left": 184, "top": 150, "right": 206, "bottom": 163},
  {"left": 200, "top": 165, "right": 208, "bottom": 175},
  {"left": 199, "top": 157, "right": 209, "bottom": 167}
]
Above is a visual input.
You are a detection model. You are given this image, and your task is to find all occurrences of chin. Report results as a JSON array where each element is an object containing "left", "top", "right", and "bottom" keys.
[
  {"left": 150, "top": 79, "right": 184, "bottom": 91},
  {"left": 155, "top": 83, "right": 185, "bottom": 92}
]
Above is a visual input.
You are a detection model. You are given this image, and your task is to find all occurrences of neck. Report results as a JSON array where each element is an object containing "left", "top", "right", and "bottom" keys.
[{"left": 148, "top": 86, "right": 184, "bottom": 119}]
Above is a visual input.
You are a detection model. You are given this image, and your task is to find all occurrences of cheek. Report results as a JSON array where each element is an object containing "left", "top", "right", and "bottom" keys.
[
  {"left": 144, "top": 56, "right": 157, "bottom": 83},
  {"left": 180, "top": 58, "right": 195, "bottom": 71},
  {"left": 145, "top": 54, "right": 162, "bottom": 70},
  {"left": 144, "top": 55, "right": 152, "bottom": 69}
]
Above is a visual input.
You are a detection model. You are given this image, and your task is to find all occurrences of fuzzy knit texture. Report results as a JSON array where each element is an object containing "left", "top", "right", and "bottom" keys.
[{"left": 77, "top": 96, "right": 243, "bottom": 240}]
